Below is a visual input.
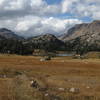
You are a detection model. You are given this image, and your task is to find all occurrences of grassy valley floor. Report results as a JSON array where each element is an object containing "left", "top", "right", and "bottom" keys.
[{"left": 0, "top": 54, "right": 100, "bottom": 100}]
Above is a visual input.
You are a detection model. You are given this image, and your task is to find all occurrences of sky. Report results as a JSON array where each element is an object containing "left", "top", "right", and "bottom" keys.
[{"left": 0, "top": 0, "right": 100, "bottom": 37}]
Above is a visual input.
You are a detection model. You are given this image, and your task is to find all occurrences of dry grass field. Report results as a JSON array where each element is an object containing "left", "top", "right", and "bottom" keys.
[{"left": 0, "top": 54, "right": 100, "bottom": 100}]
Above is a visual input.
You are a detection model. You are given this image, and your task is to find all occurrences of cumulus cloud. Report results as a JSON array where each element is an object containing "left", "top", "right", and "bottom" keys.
[
  {"left": 0, "top": 0, "right": 99, "bottom": 19},
  {"left": 0, "top": 0, "right": 99, "bottom": 36},
  {"left": 15, "top": 16, "right": 82, "bottom": 37},
  {"left": 61, "top": 0, "right": 78, "bottom": 13},
  {"left": 0, "top": 0, "right": 61, "bottom": 18},
  {"left": 61, "top": 0, "right": 100, "bottom": 19}
]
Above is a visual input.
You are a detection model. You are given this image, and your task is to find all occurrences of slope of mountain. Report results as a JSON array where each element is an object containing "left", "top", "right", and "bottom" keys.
[
  {"left": 0, "top": 35, "right": 6, "bottom": 40},
  {"left": 28, "top": 34, "right": 62, "bottom": 42},
  {"left": 0, "top": 28, "right": 23, "bottom": 40},
  {"left": 27, "top": 34, "right": 65, "bottom": 51},
  {"left": 61, "top": 20, "right": 100, "bottom": 41},
  {"left": 0, "top": 21, "right": 100, "bottom": 55},
  {"left": 0, "top": 28, "right": 28, "bottom": 55},
  {"left": 61, "top": 20, "right": 100, "bottom": 54},
  {"left": 60, "top": 23, "right": 88, "bottom": 41}
]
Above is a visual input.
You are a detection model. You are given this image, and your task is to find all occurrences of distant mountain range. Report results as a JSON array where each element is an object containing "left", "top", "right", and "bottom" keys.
[
  {"left": 0, "top": 20, "right": 100, "bottom": 55},
  {"left": 60, "top": 20, "right": 100, "bottom": 41},
  {"left": 60, "top": 20, "right": 100, "bottom": 54},
  {"left": 0, "top": 28, "right": 23, "bottom": 40}
]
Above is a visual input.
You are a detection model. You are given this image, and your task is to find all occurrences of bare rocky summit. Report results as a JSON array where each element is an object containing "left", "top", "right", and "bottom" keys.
[
  {"left": 61, "top": 20, "right": 100, "bottom": 42},
  {"left": 28, "top": 34, "right": 63, "bottom": 43},
  {"left": 27, "top": 34, "right": 65, "bottom": 51},
  {"left": 60, "top": 20, "right": 100, "bottom": 54}
]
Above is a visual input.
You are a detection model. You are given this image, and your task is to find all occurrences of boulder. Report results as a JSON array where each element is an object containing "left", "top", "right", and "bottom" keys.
[
  {"left": 30, "top": 80, "right": 39, "bottom": 88},
  {"left": 40, "top": 56, "right": 51, "bottom": 61},
  {"left": 58, "top": 88, "right": 65, "bottom": 91},
  {"left": 69, "top": 88, "right": 80, "bottom": 93}
]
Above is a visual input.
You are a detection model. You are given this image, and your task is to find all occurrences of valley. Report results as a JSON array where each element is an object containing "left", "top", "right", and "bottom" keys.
[
  {"left": 0, "top": 54, "right": 100, "bottom": 100},
  {"left": 0, "top": 21, "right": 100, "bottom": 100}
]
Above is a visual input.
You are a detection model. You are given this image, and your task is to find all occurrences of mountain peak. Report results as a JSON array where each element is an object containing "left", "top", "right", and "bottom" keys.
[
  {"left": 61, "top": 20, "right": 100, "bottom": 41},
  {"left": 29, "top": 34, "right": 57, "bottom": 41},
  {"left": 0, "top": 28, "right": 23, "bottom": 40},
  {"left": 0, "top": 28, "right": 12, "bottom": 32},
  {"left": 40, "top": 34, "right": 57, "bottom": 39},
  {"left": 92, "top": 20, "right": 100, "bottom": 24},
  {"left": 59, "top": 20, "right": 100, "bottom": 54}
]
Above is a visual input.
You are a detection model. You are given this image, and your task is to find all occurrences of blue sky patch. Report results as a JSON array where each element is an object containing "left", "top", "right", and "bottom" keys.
[{"left": 45, "top": 0, "right": 62, "bottom": 4}]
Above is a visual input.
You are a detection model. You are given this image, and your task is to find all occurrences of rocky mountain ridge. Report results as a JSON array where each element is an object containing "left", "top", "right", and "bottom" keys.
[
  {"left": 0, "top": 20, "right": 100, "bottom": 55},
  {"left": 61, "top": 20, "right": 100, "bottom": 42},
  {"left": 61, "top": 20, "right": 100, "bottom": 54},
  {"left": 0, "top": 28, "right": 23, "bottom": 40}
]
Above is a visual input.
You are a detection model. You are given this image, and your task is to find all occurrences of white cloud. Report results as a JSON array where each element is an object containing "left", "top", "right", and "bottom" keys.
[
  {"left": 61, "top": 0, "right": 100, "bottom": 19},
  {"left": 15, "top": 16, "right": 41, "bottom": 32},
  {"left": 0, "top": 0, "right": 61, "bottom": 17},
  {"left": 0, "top": 0, "right": 100, "bottom": 37},
  {"left": 31, "top": 0, "right": 45, "bottom": 6},
  {"left": 0, "top": 0, "right": 100, "bottom": 19},
  {"left": 14, "top": 16, "right": 82, "bottom": 37},
  {"left": 61, "top": 0, "right": 78, "bottom": 13},
  {"left": 0, "top": 15, "right": 82, "bottom": 37}
]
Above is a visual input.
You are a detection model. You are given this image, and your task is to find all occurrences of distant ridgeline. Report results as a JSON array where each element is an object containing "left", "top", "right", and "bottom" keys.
[
  {"left": 0, "top": 28, "right": 65, "bottom": 55},
  {"left": 60, "top": 20, "right": 100, "bottom": 55},
  {"left": 0, "top": 20, "right": 100, "bottom": 55}
]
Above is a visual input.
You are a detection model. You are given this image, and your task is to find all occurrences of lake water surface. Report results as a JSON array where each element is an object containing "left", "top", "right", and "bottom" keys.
[{"left": 56, "top": 53, "right": 74, "bottom": 57}]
